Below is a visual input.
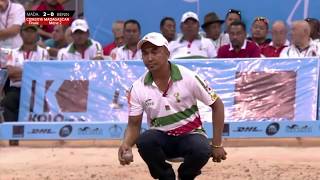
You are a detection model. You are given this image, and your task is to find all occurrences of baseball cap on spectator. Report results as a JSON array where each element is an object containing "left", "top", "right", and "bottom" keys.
[
  {"left": 305, "top": 17, "right": 320, "bottom": 27},
  {"left": 305, "top": 17, "right": 319, "bottom": 22},
  {"left": 226, "top": 9, "right": 242, "bottom": 20},
  {"left": 71, "top": 19, "right": 89, "bottom": 33},
  {"left": 21, "top": 23, "right": 38, "bottom": 31},
  {"left": 253, "top": 16, "right": 269, "bottom": 28},
  {"left": 137, "top": 32, "right": 169, "bottom": 51},
  {"left": 201, "top": 12, "right": 224, "bottom": 29},
  {"left": 181, "top": 11, "right": 199, "bottom": 23}
]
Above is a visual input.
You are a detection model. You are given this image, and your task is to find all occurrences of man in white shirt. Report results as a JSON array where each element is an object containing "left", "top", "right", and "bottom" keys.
[
  {"left": 118, "top": 32, "right": 226, "bottom": 180},
  {"left": 2, "top": 23, "right": 49, "bottom": 122},
  {"left": 0, "top": 0, "right": 25, "bottom": 49},
  {"left": 57, "top": 19, "right": 103, "bottom": 60},
  {"left": 280, "top": 20, "right": 320, "bottom": 58},
  {"left": 169, "top": 11, "right": 217, "bottom": 59},
  {"left": 111, "top": 19, "right": 142, "bottom": 60}
]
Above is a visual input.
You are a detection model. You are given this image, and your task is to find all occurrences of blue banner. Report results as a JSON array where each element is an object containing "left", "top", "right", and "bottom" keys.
[{"left": 19, "top": 58, "right": 319, "bottom": 123}]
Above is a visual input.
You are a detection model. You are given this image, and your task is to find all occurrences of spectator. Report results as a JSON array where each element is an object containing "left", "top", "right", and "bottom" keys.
[
  {"left": 160, "top": 17, "right": 176, "bottom": 42},
  {"left": 57, "top": 19, "right": 103, "bottom": 60},
  {"left": 44, "top": 25, "right": 68, "bottom": 59},
  {"left": 217, "top": 20, "right": 261, "bottom": 58},
  {"left": 248, "top": 17, "right": 271, "bottom": 49},
  {"left": 305, "top": 18, "right": 320, "bottom": 43},
  {"left": 222, "top": 9, "right": 242, "bottom": 45},
  {"left": 34, "top": 0, "right": 64, "bottom": 40},
  {"left": 280, "top": 20, "right": 320, "bottom": 57},
  {"left": 103, "top": 20, "right": 125, "bottom": 56},
  {"left": 2, "top": 23, "right": 48, "bottom": 122},
  {"left": 201, "top": 12, "right": 228, "bottom": 51},
  {"left": 111, "top": 19, "right": 142, "bottom": 60},
  {"left": 261, "top": 21, "right": 289, "bottom": 57},
  {"left": 118, "top": 32, "right": 226, "bottom": 180},
  {"left": 0, "top": 0, "right": 25, "bottom": 49},
  {"left": 169, "top": 11, "right": 216, "bottom": 59},
  {"left": 64, "top": 26, "right": 73, "bottom": 44}
]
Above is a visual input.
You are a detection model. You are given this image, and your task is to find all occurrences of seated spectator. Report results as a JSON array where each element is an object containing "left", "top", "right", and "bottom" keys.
[
  {"left": 217, "top": 20, "right": 261, "bottom": 58},
  {"left": 305, "top": 18, "right": 320, "bottom": 43},
  {"left": 201, "top": 12, "right": 228, "bottom": 51},
  {"left": 64, "top": 26, "right": 73, "bottom": 44},
  {"left": 103, "top": 20, "right": 125, "bottom": 56},
  {"left": 222, "top": 9, "right": 242, "bottom": 45},
  {"left": 44, "top": 25, "right": 68, "bottom": 59},
  {"left": 0, "top": 0, "right": 25, "bottom": 49},
  {"left": 57, "top": 19, "right": 103, "bottom": 60},
  {"left": 160, "top": 17, "right": 176, "bottom": 42},
  {"left": 2, "top": 23, "right": 49, "bottom": 122},
  {"left": 280, "top": 20, "right": 320, "bottom": 57},
  {"left": 248, "top": 17, "right": 271, "bottom": 49},
  {"left": 169, "top": 11, "right": 216, "bottom": 59},
  {"left": 111, "top": 19, "right": 142, "bottom": 60},
  {"left": 261, "top": 21, "right": 289, "bottom": 57},
  {"left": 34, "top": 0, "right": 64, "bottom": 40}
]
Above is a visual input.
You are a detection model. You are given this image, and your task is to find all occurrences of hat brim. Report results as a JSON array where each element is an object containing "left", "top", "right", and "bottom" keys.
[
  {"left": 22, "top": 26, "right": 38, "bottom": 31},
  {"left": 182, "top": 17, "right": 199, "bottom": 23},
  {"left": 201, "top": 20, "right": 224, "bottom": 29},
  {"left": 71, "top": 27, "right": 89, "bottom": 33},
  {"left": 137, "top": 39, "right": 166, "bottom": 50}
]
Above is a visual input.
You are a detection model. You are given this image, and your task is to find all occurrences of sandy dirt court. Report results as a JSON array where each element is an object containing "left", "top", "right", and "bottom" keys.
[{"left": 1, "top": 147, "right": 320, "bottom": 180}]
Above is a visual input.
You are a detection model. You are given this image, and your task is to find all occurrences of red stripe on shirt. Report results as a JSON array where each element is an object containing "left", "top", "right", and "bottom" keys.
[{"left": 166, "top": 116, "right": 202, "bottom": 136}]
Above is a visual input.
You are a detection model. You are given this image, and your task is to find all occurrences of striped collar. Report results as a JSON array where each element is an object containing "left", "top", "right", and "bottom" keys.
[
  {"left": 68, "top": 39, "right": 93, "bottom": 53},
  {"left": 229, "top": 39, "right": 247, "bottom": 51},
  {"left": 179, "top": 34, "right": 202, "bottom": 43},
  {"left": 18, "top": 45, "right": 38, "bottom": 52},
  {"left": 144, "top": 62, "right": 182, "bottom": 85}
]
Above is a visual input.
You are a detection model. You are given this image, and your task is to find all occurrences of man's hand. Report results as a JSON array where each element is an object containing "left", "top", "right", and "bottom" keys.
[
  {"left": 118, "top": 143, "right": 134, "bottom": 166},
  {"left": 6, "top": 65, "right": 22, "bottom": 81},
  {"left": 118, "top": 115, "right": 143, "bottom": 166},
  {"left": 92, "top": 55, "right": 104, "bottom": 60},
  {"left": 211, "top": 147, "right": 227, "bottom": 163}
]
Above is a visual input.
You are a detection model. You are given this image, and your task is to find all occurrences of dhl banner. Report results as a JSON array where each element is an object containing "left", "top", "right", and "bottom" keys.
[
  {"left": 1, "top": 121, "right": 320, "bottom": 140},
  {"left": 19, "top": 58, "right": 319, "bottom": 123}
]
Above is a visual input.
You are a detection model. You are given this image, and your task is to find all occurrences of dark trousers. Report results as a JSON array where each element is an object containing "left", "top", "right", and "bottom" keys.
[
  {"left": 2, "top": 87, "right": 20, "bottom": 122},
  {"left": 136, "top": 129, "right": 211, "bottom": 180}
]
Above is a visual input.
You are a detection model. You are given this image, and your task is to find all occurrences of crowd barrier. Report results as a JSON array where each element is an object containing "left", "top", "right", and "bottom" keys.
[{"left": 0, "top": 58, "right": 320, "bottom": 140}]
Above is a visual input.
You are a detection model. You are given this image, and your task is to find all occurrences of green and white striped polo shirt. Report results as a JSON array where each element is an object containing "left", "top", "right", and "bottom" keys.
[{"left": 129, "top": 63, "right": 218, "bottom": 136}]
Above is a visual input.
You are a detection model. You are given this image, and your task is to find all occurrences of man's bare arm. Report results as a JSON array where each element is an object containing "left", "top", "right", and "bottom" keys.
[
  {"left": 210, "top": 97, "right": 227, "bottom": 163},
  {"left": 118, "top": 114, "right": 143, "bottom": 165},
  {"left": 122, "top": 114, "right": 143, "bottom": 147},
  {"left": 210, "top": 97, "right": 224, "bottom": 146},
  {"left": 37, "top": 28, "right": 53, "bottom": 39},
  {"left": 0, "top": 25, "right": 20, "bottom": 40}
]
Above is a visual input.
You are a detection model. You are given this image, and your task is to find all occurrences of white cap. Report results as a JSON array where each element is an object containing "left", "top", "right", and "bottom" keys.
[
  {"left": 71, "top": 19, "right": 89, "bottom": 33},
  {"left": 181, "top": 11, "right": 199, "bottom": 22},
  {"left": 137, "top": 32, "right": 169, "bottom": 50}
]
